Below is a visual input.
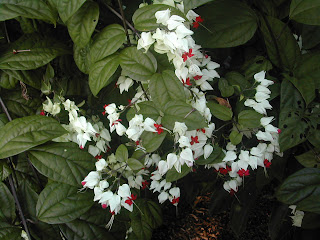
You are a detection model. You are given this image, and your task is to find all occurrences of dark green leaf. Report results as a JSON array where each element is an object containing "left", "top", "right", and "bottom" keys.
[
  {"left": 0, "top": 71, "right": 18, "bottom": 89},
  {"left": 184, "top": 0, "right": 213, "bottom": 12},
  {"left": 2, "top": 90, "right": 41, "bottom": 117},
  {"left": 240, "top": 56, "right": 273, "bottom": 80},
  {"left": 89, "top": 54, "right": 119, "bottom": 96},
  {"left": 289, "top": 76, "right": 315, "bottom": 105},
  {"left": 238, "top": 110, "right": 263, "bottom": 128},
  {"left": 2, "top": 69, "right": 42, "bottom": 89},
  {"left": 302, "top": 25, "right": 320, "bottom": 49},
  {"left": 225, "top": 71, "right": 250, "bottom": 91},
  {"left": 0, "top": 0, "right": 56, "bottom": 24},
  {"left": 162, "top": 101, "right": 207, "bottom": 130},
  {"left": 166, "top": 164, "right": 191, "bottom": 182},
  {"left": 73, "top": 41, "right": 92, "bottom": 74},
  {"left": 90, "top": 24, "right": 126, "bottom": 64},
  {"left": 132, "top": 4, "right": 185, "bottom": 31},
  {"left": 290, "top": 0, "right": 320, "bottom": 25},
  {"left": 28, "top": 142, "right": 95, "bottom": 187},
  {"left": 131, "top": 217, "right": 152, "bottom": 240},
  {"left": 59, "top": 218, "right": 115, "bottom": 240},
  {"left": 194, "top": 0, "right": 258, "bottom": 48},
  {"left": 55, "top": 0, "right": 86, "bottom": 23},
  {"left": 18, "top": 181, "right": 38, "bottom": 222},
  {"left": 208, "top": 102, "right": 233, "bottom": 121},
  {"left": 149, "top": 71, "right": 185, "bottom": 110},
  {"left": 308, "top": 130, "right": 320, "bottom": 149},
  {"left": 67, "top": 1, "right": 99, "bottom": 48},
  {"left": 36, "top": 182, "right": 93, "bottom": 224},
  {"left": 218, "top": 78, "right": 234, "bottom": 97},
  {"left": 116, "top": 144, "right": 128, "bottom": 163},
  {"left": 120, "top": 47, "right": 157, "bottom": 81},
  {"left": 195, "top": 146, "right": 225, "bottom": 165},
  {"left": 142, "top": 200, "right": 162, "bottom": 229},
  {"left": 276, "top": 168, "right": 320, "bottom": 214},
  {"left": 229, "top": 130, "right": 243, "bottom": 145},
  {"left": 126, "top": 101, "right": 161, "bottom": 122},
  {"left": 301, "top": 212, "right": 320, "bottom": 229},
  {"left": 0, "top": 115, "right": 67, "bottom": 159},
  {"left": 0, "top": 222, "right": 21, "bottom": 240},
  {"left": 0, "top": 182, "right": 15, "bottom": 223},
  {"left": 295, "top": 149, "right": 320, "bottom": 168},
  {"left": 140, "top": 131, "right": 167, "bottom": 153},
  {"left": 0, "top": 162, "right": 11, "bottom": 181},
  {"left": 128, "top": 158, "right": 145, "bottom": 170},
  {"left": 259, "top": 16, "right": 301, "bottom": 70},
  {"left": 0, "top": 114, "right": 8, "bottom": 128}
]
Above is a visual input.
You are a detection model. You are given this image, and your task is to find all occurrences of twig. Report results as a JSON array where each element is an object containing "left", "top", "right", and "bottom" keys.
[
  {"left": 139, "top": 82, "right": 150, "bottom": 101},
  {"left": 104, "top": 3, "right": 140, "bottom": 38},
  {"left": 117, "top": 0, "right": 131, "bottom": 45},
  {"left": 0, "top": 97, "right": 12, "bottom": 121},
  {"left": 4, "top": 22, "right": 10, "bottom": 43}
]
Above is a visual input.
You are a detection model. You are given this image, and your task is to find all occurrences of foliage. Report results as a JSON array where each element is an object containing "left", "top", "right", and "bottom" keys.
[{"left": 0, "top": 0, "right": 320, "bottom": 239}]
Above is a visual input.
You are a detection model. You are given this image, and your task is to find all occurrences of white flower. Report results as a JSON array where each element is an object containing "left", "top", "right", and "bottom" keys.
[
  {"left": 137, "top": 32, "right": 155, "bottom": 53},
  {"left": 223, "top": 150, "right": 237, "bottom": 162},
  {"left": 43, "top": 97, "right": 61, "bottom": 116},
  {"left": 167, "top": 15, "right": 185, "bottom": 30},
  {"left": 204, "top": 144, "right": 213, "bottom": 159},
  {"left": 169, "top": 187, "right": 180, "bottom": 206},
  {"left": 82, "top": 171, "right": 100, "bottom": 189},
  {"left": 256, "top": 131, "right": 274, "bottom": 142},
  {"left": 173, "top": 122, "right": 188, "bottom": 137},
  {"left": 158, "top": 191, "right": 169, "bottom": 204},
  {"left": 158, "top": 160, "right": 169, "bottom": 176},
  {"left": 289, "top": 205, "right": 304, "bottom": 227},
  {"left": 95, "top": 158, "right": 107, "bottom": 171},
  {"left": 117, "top": 76, "right": 134, "bottom": 93},
  {"left": 155, "top": 9, "right": 171, "bottom": 26},
  {"left": 179, "top": 147, "right": 194, "bottom": 167},
  {"left": 143, "top": 117, "right": 158, "bottom": 133},
  {"left": 105, "top": 103, "right": 117, "bottom": 115},
  {"left": 254, "top": 71, "right": 274, "bottom": 87},
  {"left": 175, "top": 24, "right": 193, "bottom": 39},
  {"left": 186, "top": 10, "right": 199, "bottom": 21},
  {"left": 63, "top": 99, "right": 79, "bottom": 112},
  {"left": 88, "top": 145, "right": 99, "bottom": 157}
]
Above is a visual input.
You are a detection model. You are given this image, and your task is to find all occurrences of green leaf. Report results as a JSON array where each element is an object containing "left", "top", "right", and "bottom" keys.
[
  {"left": 59, "top": 218, "right": 116, "bottom": 240},
  {"left": 308, "top": 130, "right": 320, "bottom": 149},
  {"left": 128, "top": 158, "right": 144, "bottom": 171},
  {"left": 238, "top": 110, "right": 263, "bottom": 128},
  {"left": 0, "top": 34, "right": 70, "bottom": 70},
  {"left": 116, "top": 144, "right": 128, "bottom": 163},
  {"left": 302, "top": 25, "right": 320, "bottom": 49},
  {"left": 162, "top": 101, "right": 207, "bottom": 130},
  {"left": 229, "top": 130, "right": 243, "bottom": 145},
  {"left": 126, "top": 101, "right": 161, "bottom": 122},
  {"left": 28, "top": 142, "right": 95, "bottom": 187},
  {"left": 131, "top": 217, "right": 152, "bottom": 240},
  {"left": 195, "top": 146, "right": 225, "bottom": 165},
  {"left": 183, "top": 0, "right": 213, "bottom": 12},
  {"left": 2, "top": 90, "right": 41, "bottom": 117},
  {"left": 0, "top": 0, "right": 56, "bottom": 24},
  {"left": 240, "top": 56, "right": 273, "bottom": 80},
  {"left": 18, "top": 181, "right": 39, "bottom": 222},
  {"left": 290, "top": 0, "right": 320, "bottom": 25},
  {"left": 132, "top": 4, "right": 185, "bottom": 31},
  {"left": 120, "top": 47, "right": 157, "bottom": 81},
  {"left": 73, "top": 42, "right": 92, "bottom": 74},
  {"left": 90, "top": 24, "right": 126, "bottom": 65},
  {"left": 0, "top": 162, "right": 11, "bottom": 181},
  {"left": 0, "top": 114, "right": 8, "bottom": 128},
  {"left": 166, "top": 164, "right": 191, "bottom": 182},
  {"left": 295, "top": 149, "right": 320, "bottom": 168},
  {"left": 142, "top": 200, "right": 162, "bottom": 229},
  {"left": 149, "top": 71, "right": 185, "bottom": 110},
  {"left": 276, "top": 168, "right": 320, "bottom": 214},
  {"left": 36, "top": 182, "right": 93, "bottom": 224},
  {"left": 259, "top": 16, "right": 301, "bottom": 71},
  {"left": 0, "top": 115, "right": 67, "bottom": 159},
  {"left": 67, "top": 1, "right": 99, "bottom": 48},
  {"left": 224, "top": 71, "right": 250, "bottom": 91},
  {"left": 55, "top": 0, "right": 86, "bottom": 23},
  {"left": 194, "top": 0, "right": 258, "bottom": 48},
  {"left": 208, "top": 102, "right": 233, "bottom": 121},
  {"left": 2, "top": 69, "right": 42, "bottom": 90},
  {"left": 0, "top": 182, "right": 15, "bottom": 223},
  {"left": 0, "top": 222, "right": 22, "bottom": 240},
  {"left": 0, "top": 71, "right": 18, "bottom": 89},
  {"left": 89, "top": 54, "right": 119, "bottom": 96},
  {"left": 288, "top": 76, "right": 315, "bottom": 105},
  {"left": 140, "top": 131, "right": 167, "bottom": 153},
  {"left": 301, "top": 212, "right": 320, "bottom": 229},
  {"left": 218, "top": 78, "right": 234, "bottom": 97}
]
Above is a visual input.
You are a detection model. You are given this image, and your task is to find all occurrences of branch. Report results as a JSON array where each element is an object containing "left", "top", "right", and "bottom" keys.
[{"left": 117, "top": 0, "right": 131, "bottom": 45}]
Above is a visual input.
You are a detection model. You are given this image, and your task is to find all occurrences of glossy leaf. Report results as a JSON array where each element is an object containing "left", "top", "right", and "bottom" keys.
[
  {"left": 132, "top": 4, "right": 185, "bottom": 31},
  {"left": 209, "top": 102, "right": 233, "bottom": 121},
  {"left": 90, "top": 24, "right": 126, "bottom": 64},
  {"left": 0, "top": 115, "right": 67, "bottom": 159},
  {"left": 149, "top": 71, "right": 185, "bottom": 110},
  {"left": 89, "top": 54, "right": 119, "bottom": 96},
  {"left": 0, "top": 182, "right": 15, "bottom": 223},
  {"left": 73, "top": 41, "right": 92, "bottom": 74},
  {"left": 126, "top": 101, "right": 161, "bottom": 122},
  {"left": 0, "top": 222, "right": 21, "bottom": 240},
  {"left": 162, "top": 101, "right": 207, "bottom": 130},
  {"left": 290, "top": 0, "right": 320, "bottom": 25},
  {"left": 28, "top": 142, "right": 95, "bottom": 187},
  {"left": 276, "top": 168, "right": 320, "bottom": 214},
  {"left": 0, "top": 35, "right": 70, "bottom": 70},
  {"left": 259, "top": 16, "right": 301, "bottom": 70},
  {"left": 2, "top": 69, "right": 42, "bottom": 90},
  {"left": 36, "top": 182, "right": 93, "bottom": 224},
  {"left": 55, "top": 0, "right": 86, "bottom": 23},
  {"left": 295, "top": 149, "right": 320, "bottom": 168},
  {"left": 120, "top": 47, "right": 157, "bottom": 81},
  {"left": 140, "top": 131, "right": 167, "bottom": 153},
  {"left": 184, "top": 0, "right": 213, "bottom": 12},
  {"left": 166, "top": 164, "right": 191, "bottom": 182},
  {"left": 238, "top": 110, "right": 263, "bottom": 128},
  {"left": 67, "top": 1, "right": 99, "bottom": 48},
  {"left": 194, "top": 0, "right": 258, "bottom": 48},
  {"left": 0, "top": 0, "right": 56, "bottom": 24}
]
